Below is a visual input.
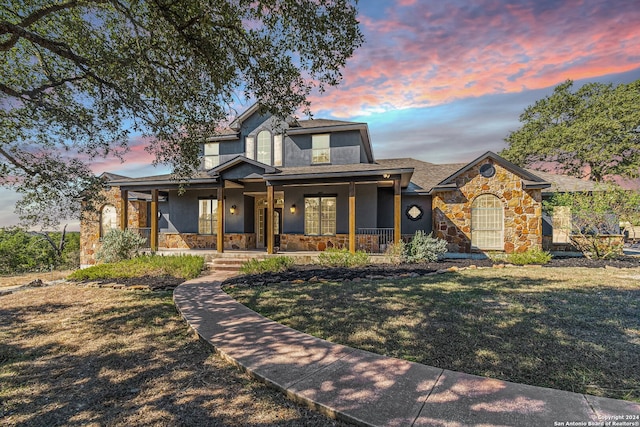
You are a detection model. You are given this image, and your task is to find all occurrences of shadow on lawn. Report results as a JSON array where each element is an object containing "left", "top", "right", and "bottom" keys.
[
  {"left": 0, "top": 288, "right": 344, "bottom": 427},
  {"left": 230, "top": 274, "right": 640, "bottom": 402}
]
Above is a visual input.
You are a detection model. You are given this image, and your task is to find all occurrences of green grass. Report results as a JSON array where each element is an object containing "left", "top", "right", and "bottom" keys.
[
  {"left": 68, "top": 254, "right": 204, "bottom": 281},
  {"left": 240, "top": 256, "right": 294, "bottom": 274},
  {"left": 225, "top": 267, "right": 640, "bottom": 402}
]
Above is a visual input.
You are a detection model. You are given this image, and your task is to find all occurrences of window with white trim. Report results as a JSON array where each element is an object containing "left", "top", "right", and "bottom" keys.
[
  {"left": 245, "top": 136, "right": 255, "bottom": 160},
  {"left": 305, "top": 196, "right": 336, "bottom": 235},
  {"left": 198, "top": 199, "right": 218, "bottom": 235},
  {"left": 100, "top": 204, "right": 117, "bottom": 237},
  {"left": 312, "top": 134, "right": 330, "bottom": 164},
  {"left": 273, "top": 134, "right": 283, "bottom": 166},
  {"left": 471, "top": 194, "right": 503, "bottom": 250},
  {"left": 203, "top": 143, "right": 219, "bottom": 169},
  {"left": 257, "top": 130, "right": 272, "bottom": 165}
]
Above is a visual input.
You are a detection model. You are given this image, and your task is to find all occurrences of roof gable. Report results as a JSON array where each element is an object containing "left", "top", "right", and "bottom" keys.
[
  {"left": 209, "top": 155, "right": 280, "bottom": 180},
  {"left": 437, "top": 151, "right": 549, "bottom": 186}
]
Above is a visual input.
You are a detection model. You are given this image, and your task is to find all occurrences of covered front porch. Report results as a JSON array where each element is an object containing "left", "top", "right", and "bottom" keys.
[{"left": 111, "top": 156, "right": 417, "bottom": 256}]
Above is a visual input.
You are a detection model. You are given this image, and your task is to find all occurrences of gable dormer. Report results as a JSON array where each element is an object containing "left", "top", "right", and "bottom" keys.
[{"left": 199, "top": 103, "right": 375, "bottom": 170}]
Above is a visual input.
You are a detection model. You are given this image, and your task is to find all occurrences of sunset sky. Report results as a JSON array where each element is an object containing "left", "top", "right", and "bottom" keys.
[{"left": 2, "top": 0, "right": 640, "bottom": 229}]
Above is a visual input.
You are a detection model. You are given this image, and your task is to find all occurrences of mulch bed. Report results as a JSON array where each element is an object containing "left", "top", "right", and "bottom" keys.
[{"left": 223, "top": 255, "right": 640, "bottom": 288}]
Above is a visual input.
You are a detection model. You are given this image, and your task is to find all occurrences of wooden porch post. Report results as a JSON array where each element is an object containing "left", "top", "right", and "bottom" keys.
[
  {"left": 150, "top": 189, "right": 158, "bottom": 251},
  {"left": 120, "top": 189, "right": 128, "bottom": 230},
  {"left": 394, "top": 178, "right": 401, "bottom": 245},
  {"left": 217, "top": 187, "right": 224, "bottom": 253},
  {"left": 349, "top": 181, "right": 356, "bottom": 253},
  {"left": 267, "top": 184, "right": 275, "bottom": 254}
]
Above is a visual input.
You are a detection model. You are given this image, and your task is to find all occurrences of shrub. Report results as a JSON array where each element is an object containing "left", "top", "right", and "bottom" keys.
[
  {"left": 317, "top": 248, "right": 369, "bottom": 268},
  {"left": 384, "top": 241, "right": 405, "bottom": 265},
  {"left": 240, "top": 256, "right": 294, "bottom": 275},
  {"left": 403, "top": 231, "right": 447, "bottom": 263},
  {"left": 506, "top": 248, "right": 552, "bottom": 265},
  {"left": 96, "top": 229, "right": 147, "bottom": 263},
  {"left": 69, "top": 254, "right": 204, "bottom": 281}
]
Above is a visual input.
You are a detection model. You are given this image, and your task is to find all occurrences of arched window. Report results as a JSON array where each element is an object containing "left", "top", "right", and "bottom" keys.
[
  {"left": 100, "top": 204, "right": 118, "bottom": 237},
  {"left": 471, "top": 194, "right": 503, "bottom": 250},
  {"left": 257, "top": 130, "right": 272, "bottom": 165}
]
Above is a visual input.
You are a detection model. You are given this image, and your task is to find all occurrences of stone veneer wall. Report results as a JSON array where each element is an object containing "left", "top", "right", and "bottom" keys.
[
  {"left": 159, "top": 233, "right": 256, "bottom": 250},
  {"left": 80, "top": 187, "right": 147, "bottom": 266},
  {"left": 432, "top": 161, "right": 543, "bottom": 253},
  {"left": 280, "top": 234, "right": 349, "bottom": 251}
]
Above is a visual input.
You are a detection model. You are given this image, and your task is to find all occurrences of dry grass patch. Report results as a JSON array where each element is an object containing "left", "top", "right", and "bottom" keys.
[
  {"left": 0, "top": 270, "right": 72, "bottom": 288},
  {"left": 226, "top": 267, "right": 640, "bottom": 402},
  {"left": 0, "top": 284, "right": 348, "bottom": 426}
]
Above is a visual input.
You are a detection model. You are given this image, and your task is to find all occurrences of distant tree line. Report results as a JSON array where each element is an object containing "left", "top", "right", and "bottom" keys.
[{"left": 0, "top": 227, "right": 79, "bottom": 274}]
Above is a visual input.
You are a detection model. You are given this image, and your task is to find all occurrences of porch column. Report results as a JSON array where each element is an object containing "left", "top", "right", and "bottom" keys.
[
  {"left": 150, "top": 189, "right": 158, "bottom": 251},
  {"left": 217, "top": 187, "right": 224, "bottom": 253},
  {"left": 120, "top": 189, "right": 128, "bottom": 230},
  {"left": 394, "top": 178, "right": 401, "bottom": 244},
  {"left": 267, "top": 184, "right": 275, "bottom": 254},
  {"left": 349, "top": 181, "right": 356, "bottom": 253}
]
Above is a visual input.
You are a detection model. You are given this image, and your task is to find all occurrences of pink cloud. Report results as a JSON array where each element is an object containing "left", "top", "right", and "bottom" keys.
[{"left": 310, "top": 0, "right": 640, "bottom": 117}]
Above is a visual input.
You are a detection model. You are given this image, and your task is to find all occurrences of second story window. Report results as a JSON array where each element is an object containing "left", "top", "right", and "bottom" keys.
[
  {"left": 312, "top": 134, "right": 330, "bottom": 164},
  {"left": 203, "top": 143, "right": 219, "bottom": 169},
  {"left": 257, "top": 130, "right": 272, "bottom": 165}
]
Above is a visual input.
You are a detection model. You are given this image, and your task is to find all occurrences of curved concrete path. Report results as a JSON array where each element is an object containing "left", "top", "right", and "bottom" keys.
[{"left": 174, "top": 274, "right": 640, "bottom": 427}]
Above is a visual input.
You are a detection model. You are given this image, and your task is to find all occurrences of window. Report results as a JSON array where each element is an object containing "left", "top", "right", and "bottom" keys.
[
  {"left": 305, "top": 196, "right": 336, "bottom": 235},
  {"left": 198, "top": 199, "right": 218, "bottom": 234},
  {"left": 312, "top": 134, "right": 330, "bottom": 164},
  {"left": 245, "top": 136, "right": 255, "bottom": 160},
  {"left": 203, "top": 143, "right": 219, "bottom": 169},
  {"left": 471, "top": 194, "right": 503, "bottom": 250},
  {"left": 273, "top": 134, "right": 283, "bottom": 166},
  {"left": 257, "top": 130, "right": 272, "bottom": 165},
  {"left": 100, "top": 204, "right": 117, "bottom": 237}
]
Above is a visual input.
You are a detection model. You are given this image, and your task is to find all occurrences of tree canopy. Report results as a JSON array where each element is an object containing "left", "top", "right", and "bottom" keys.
[
  {"left": 0, "top": 0, "right": 363, "bottom": 229},
  {"left": 501, "top": 79, "right": 640, "bottom": 182}
]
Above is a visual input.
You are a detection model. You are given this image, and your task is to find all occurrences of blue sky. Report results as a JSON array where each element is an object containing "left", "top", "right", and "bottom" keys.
[{"left": 2, "top": 0, "right": 640, "bottom": 229}]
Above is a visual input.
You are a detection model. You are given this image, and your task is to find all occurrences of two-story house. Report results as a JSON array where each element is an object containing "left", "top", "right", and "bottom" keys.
[{"left": 80, "top": 103, "right": 596, "bottom": 266}]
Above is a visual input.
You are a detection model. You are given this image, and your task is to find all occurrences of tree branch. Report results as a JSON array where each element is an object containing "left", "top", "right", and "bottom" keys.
[
  {"left": 0, "top": 1, "right": 98, "bottom": 50},
  {"left": 0, "top": 146, "right": 36, "bottom": 177},
  {"left": 0, "top": 20, "right": 89, "bottom": 66}
]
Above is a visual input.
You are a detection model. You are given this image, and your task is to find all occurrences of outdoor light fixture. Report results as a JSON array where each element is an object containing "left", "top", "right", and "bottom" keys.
[
  {"left": 290, "top": 204, "right": 296, "bottom": 214},
  {"left": 383, "top": 173, "right": 391, "bottom": 179},
  {"left": 229, "top": 205, "right": 237, "bottom": 214}
]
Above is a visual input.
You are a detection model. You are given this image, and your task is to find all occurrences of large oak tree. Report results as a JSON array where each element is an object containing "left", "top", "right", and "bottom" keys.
[
  {"left": 0, "top": 0, "right": 363, "bottom": 228},
  {"left": 501, "top": 79, "right": 640, "bottom": 182}
]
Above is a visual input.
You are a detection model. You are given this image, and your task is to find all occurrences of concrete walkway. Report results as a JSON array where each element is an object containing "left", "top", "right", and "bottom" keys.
[{"left": 174, "top": 274, "right": 640, "bottom": 427}]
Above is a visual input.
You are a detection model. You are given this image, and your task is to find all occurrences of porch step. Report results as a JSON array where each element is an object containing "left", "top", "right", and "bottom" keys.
[{"left": 206, "top": 256, "right": 266, "bottom": 273}]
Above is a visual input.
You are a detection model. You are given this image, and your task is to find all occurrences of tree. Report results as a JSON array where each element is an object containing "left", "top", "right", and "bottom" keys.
[
  {"left": 0, "top": 0, "right": 364, "bottom": 229},
  {"left": 501, "top": 79, "right": 640, "bottom": 182}
]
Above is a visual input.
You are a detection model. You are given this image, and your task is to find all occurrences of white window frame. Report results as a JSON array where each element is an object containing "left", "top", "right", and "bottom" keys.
[
  {"left": 100, "top": 204, "right": 118, "bottom": 237},
  {"left": 245, "top": 136, "right": 255, "bottom": 160},
  {"left": 312, "top": 134, "right": 331, "bottom": 164},
  {"left": 257, "top": 130, "right": 272, "bottom": 165},
  {"left": 273, "top": 134, "right": 283, "bottom": 166},
  {"left": 471, "top": 194, "right": 504, "bottom": 250},
  {"left": 203, "top": 143, "right": 220, "bottom": 169},
  {"left": 305, "top": 196, "right": 336, "bottom": 236}
]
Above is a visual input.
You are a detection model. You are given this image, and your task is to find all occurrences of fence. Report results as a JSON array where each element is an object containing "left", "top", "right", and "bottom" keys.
[{"left": 356, "top": 228, "right": 394, "bottom": 253}]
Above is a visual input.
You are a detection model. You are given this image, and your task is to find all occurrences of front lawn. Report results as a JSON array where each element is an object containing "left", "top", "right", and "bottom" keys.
[
  {"left": 0, "top": 284, "right": 346, "bottom": 426},
  {"left": 225, "top": 267, "right": 640, "bottom": 402}
]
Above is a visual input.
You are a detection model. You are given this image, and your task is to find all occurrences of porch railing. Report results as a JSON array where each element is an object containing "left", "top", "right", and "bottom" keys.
[
  {"left": 356, "top": 228, "right": 394, "bottom": 253},
  {"left": 129, "top": 227, "right": 151, "bottom": 250}
]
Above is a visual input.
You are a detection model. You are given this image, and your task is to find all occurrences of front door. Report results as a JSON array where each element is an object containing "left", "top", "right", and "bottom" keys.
[{"left": 262, "top": 208, "right": 282, "bottom": 248}]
